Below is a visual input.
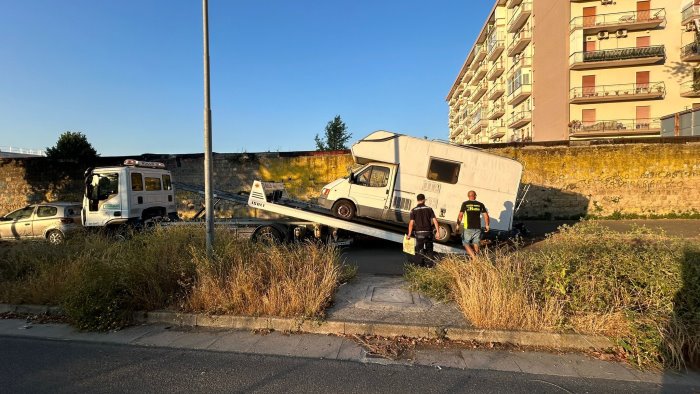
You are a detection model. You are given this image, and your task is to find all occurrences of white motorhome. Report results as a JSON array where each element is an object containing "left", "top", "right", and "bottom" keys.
[
  {"left": 82, "top": 160, "right": 178, "bottom": 228},
  {"left": 318, "top": 131, "right": 523, "bottom": 242}
]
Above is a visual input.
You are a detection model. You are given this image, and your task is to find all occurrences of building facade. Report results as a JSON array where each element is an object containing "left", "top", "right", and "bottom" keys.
[{"left": 447, "top": 0, "right": 700, "bottom": 144}]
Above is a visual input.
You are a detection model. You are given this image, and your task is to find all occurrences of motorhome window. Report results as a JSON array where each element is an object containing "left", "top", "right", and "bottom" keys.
[
  {"left": 162, "top": 174, "right": 172, "bottom": 191},
  {"left": 427, "top": 159, "right": 460, "bottom": 184},
  {"left": 369, "top": 166, "right": 390, "bottom": 187},
  {"left": 145, "top": 177, "right": 162, "bottom": 191},
  {"left": 131, "top": 173, "right": 143, "bottom": 191},
  {"left": 36, "top": 206, "right": 58, "bottom": 218}
]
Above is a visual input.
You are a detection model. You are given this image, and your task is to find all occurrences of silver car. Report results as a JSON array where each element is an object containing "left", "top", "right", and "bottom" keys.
[{"left": 0, "top": 202, "right": 83, "bottom": 245}]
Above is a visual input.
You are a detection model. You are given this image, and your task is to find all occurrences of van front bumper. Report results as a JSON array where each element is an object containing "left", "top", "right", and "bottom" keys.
[{"left": 318, "top": 196, "right": 334, "bottom": 211}]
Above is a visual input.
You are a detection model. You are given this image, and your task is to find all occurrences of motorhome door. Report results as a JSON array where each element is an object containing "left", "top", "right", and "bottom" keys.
[{"left": 351, "top": 164, "right": 392, "bottom": 218}]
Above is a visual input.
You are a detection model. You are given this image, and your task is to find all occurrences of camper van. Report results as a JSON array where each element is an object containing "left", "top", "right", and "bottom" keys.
[
  {"left": 317, "top": 131, "right": 523, "bottom": 242},
  {"left": 82, "top": 160, "right": 178, "bottom": 229}
]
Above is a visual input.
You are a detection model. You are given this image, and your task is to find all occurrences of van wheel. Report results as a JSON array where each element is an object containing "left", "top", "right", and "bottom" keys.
[
  {"left": 47, "top": 230, "right": 65, "bottom": 245},
  {"left": 435, "top": 223, "right": 452, "bottom": 243},
  {"left": 332, "top": 200, "right": 356, "bottom": 220},
  {"left": 253, "top": 225, "right": 284, "bottom": 244}
]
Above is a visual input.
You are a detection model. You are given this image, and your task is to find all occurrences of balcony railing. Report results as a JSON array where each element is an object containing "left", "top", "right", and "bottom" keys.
[
  {"left": 508, "top": 1, "right": 532, "bottom": 33},
  {"left": 682, "top": 2, "right": 700, "bottom": 25},
  {"left": 568, "top": 118, "right": 661, "bottom": 137},
  {"left": 681, "top": 42, "right": 700, "bottom": 61},
  {"left": 487, "top": 31, "right": 506, "bottom": 61},
  {"left": 569, "top": 45, "right": 665, "bottom": 70},
  {"left": 471, "top": 81, "right": 489, "bottom": 102},
  {"left": 508, "top": 111, "right": 532, "bottom": 129},
  {"left": 509, "top": 56, "right": 532, "bottom": 74},
  {"left": 570, "top": 8, "right": 666, "bottom": 33},
  {"left": 680, "top": 80, "right": 700, "bottom": 97},
  {"left": 489, "top": 126, "right": 507, "bottom": 140},
  {"left": 507, "top": 28, "right": 532, "bottom": 57},
  {"left": 487, "top": 60, "right": 505, "bottom": 81},
  {"left": 472, "top": 62, "right": 487, "bottom": 83},
  {"left": 474, "top": 44, "right": 487, "bottom": 64},
  {"left": 569, "top": 82, "right": 665, "bottom": 104},
  {"left": 488, "top": 81, "right": 505, "bottom": 101},
  {"left": 506, "top": 0, "right": 523, "bottom": 9},
  {"left": 488, "top": 101, "right": 506, "bottom": 120}
]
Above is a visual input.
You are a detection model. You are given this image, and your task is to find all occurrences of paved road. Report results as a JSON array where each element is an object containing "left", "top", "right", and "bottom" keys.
[{"left": 0, "top": 336, "right": 679, "bottom": 394}]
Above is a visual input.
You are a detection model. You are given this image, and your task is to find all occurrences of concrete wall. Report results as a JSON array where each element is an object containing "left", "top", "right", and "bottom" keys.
[{"left": 1, "top": 143, "right": 698, "bottom": 220}]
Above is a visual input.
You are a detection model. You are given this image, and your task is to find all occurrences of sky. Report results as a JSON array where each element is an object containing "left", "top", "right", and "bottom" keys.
[{"left": 0, "top": 0, "right": 492, "bottom": 156}]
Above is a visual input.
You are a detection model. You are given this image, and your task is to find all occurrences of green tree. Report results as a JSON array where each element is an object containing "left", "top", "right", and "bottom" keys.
[
  {"left": 315, "top": 115, "right": 352, "bottom": 151},
  {"left": 46, "top": 131, "right": 98, "bottom": 161}
]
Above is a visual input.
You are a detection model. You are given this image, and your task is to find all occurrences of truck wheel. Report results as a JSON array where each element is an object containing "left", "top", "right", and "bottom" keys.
[
  {"left": 332, "top": 200, "right": 356, "bottom": 220},
  {"left": 253, "top": 225, "right": 284, "bottom": 244},
  {"left": 434, "top": 223, "right": 452, "bottom": 243},
  {"left": 47, "top": 230, "right": 65, "bottom": 245}
]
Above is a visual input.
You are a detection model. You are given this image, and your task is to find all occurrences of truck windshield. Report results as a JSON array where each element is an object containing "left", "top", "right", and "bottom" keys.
[{"left": 88, "top": 173, "right": 119, "bottom": 201}]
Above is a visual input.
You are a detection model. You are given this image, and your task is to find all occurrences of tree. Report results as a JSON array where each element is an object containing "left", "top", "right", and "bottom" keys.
[
  {"left": 315, "top": 115, "right": 352, "bottom": 151},
  {"left": 46, "top": 131, "right": 98, "bottom": 161}
]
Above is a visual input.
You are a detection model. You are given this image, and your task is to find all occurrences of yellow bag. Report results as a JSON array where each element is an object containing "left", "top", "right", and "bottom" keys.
[{"left": 403, "top": 235, "right": 416, "bottom": 255}]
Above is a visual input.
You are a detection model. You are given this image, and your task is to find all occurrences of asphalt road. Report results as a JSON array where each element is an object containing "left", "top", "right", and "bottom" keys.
[{"left": 0, "top": 337, "right": 676, "bottom": 394}]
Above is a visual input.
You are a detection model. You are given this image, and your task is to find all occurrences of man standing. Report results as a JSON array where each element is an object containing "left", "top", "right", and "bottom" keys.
[
  {"left": 407, "top": 194, "right": 440, "bottom": 267},
  {"left": 457, "top": 190, "right": 490, "bottom": 259}
]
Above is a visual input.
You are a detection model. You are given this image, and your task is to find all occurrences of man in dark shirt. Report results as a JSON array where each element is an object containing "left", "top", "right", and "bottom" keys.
[
  {"left": 407, "top": 194, "right": 440, "bottom": 267},
  {"left": 457, "top": 190, "right": 490, "bottom": 259}
]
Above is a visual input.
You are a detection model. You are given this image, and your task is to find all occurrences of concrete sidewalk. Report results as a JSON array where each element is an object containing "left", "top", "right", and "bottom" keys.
[{"left": 0, "top": 318, "right": 698, "bottom": 388}]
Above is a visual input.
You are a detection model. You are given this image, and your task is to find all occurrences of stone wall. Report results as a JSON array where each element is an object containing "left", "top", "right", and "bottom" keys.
[{"left": 1, "top": 142, "right": 698, "bottom": 220}]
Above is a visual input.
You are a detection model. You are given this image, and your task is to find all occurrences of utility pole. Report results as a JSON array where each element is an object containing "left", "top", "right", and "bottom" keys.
[{"left": 202, "top": 0, "right": 214, "bottom": 257}]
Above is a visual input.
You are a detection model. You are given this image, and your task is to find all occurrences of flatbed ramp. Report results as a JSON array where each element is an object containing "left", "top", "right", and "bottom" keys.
[{"left": 248, "top": 181, "right": 465, "bottom": 254}]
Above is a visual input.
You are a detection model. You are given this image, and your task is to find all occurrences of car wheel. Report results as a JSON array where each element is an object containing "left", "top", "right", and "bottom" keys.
[
  {"left": 47, "top": 230, "right": 65, "bottom": 245},
  {"left": 434, "top": 223, "right": 452, "bottom": 243},
  {"left": 332, "top": 200, "right": 356, "bottom": 220}
]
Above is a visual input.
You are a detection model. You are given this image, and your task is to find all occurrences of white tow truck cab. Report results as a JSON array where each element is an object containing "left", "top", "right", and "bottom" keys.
[
  {"left": 82, "top": 159, "right": 178, "bottom": 228},
  {"left": 317, "top": 131, "right": 523, "bottom": 242}
]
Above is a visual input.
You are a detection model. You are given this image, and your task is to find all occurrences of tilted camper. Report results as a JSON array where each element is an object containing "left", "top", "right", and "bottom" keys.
[{"left": 318, "top": 131, "right": 523, "bottom": 242}]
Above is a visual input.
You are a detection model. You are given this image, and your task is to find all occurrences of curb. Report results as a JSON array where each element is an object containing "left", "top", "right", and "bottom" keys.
[
  {"left": 0, "top": 304, "right": 63, "bottom": 316},
  {"left": 135, "top": 310, "right": 612, "bottom": 350}
]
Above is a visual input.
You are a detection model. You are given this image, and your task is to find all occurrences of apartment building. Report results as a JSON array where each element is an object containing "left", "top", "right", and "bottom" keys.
[{"left": 447, "top": 0, "right": 700, "bottom": 144}]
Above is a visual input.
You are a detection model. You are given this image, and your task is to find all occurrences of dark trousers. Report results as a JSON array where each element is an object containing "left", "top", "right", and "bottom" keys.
[{"left": 411, "top": 231, "right": 435, "bottom": 267}]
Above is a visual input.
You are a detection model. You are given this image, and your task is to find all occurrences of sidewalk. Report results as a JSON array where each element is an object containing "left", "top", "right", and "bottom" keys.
[{"left": 0, "top": 318, "right": 698, "bottom": 387}]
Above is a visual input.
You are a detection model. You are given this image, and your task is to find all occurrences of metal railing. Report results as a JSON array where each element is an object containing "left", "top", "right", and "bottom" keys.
[
  {"left": 569, "top": 81, "right": 665, "bottom": 100},
  {"left": 570, "top": 8, "right": 665, "bottom": 30},
  {"left": 568, "top": 118, "right": 661, "bottom": 135},
  {"left": 508, "top": 28, "right": 532, "bottom": 54},
  {"left": 683, "top": 2, "right": 700, "bottom": 22},
  {"left": 508, "top": 1, "right": 532, "bottom": 27},
  {"left": 0, "top": 146, "right": 47, "bottom": 156},
  {"left": 487, "top": 31, "right": 505, "bottom": 54},
  {"left": 509, "top": 111, "right": 532, "bottom": 127},
  {"left": 509, "top": 56, "right": 532, "bottom": 73},
  {"left": 570, "top": 45, "right": 665, "bottom": 65},
  {"left": 681, "top": 41, "right": 700, "bottom": 59},
  {"left": 681, "top": 80, "right": 700, "bottom": 96}
]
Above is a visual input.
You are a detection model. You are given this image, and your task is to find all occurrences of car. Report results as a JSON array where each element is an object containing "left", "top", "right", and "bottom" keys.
[{"left": 0, "top": 202, "right": 83, "bottom": 245}]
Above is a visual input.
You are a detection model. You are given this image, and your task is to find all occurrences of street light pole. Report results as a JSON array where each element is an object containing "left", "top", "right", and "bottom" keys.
[{"left": 202, "top": 0, "right": 214, "bottom": 257}]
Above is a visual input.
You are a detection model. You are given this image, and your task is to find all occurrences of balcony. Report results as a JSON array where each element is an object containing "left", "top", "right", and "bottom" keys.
[
  {"left": 507, "top": 28, "right": 532, "bottom": 57},
  {"left": 487, "top": 32, "right": 506, "bottom": 61},
  {"left": 569, "top": 82, "right": 665, "bottom": 104},
  {"left": 470, "top": 118, "right": 488, "bottom": 135},
  {"left": 508, "top": 111, "right": 532, "bottom": 129},
  {"left": 472, "top": 62, "right": 487, "bottom": 83},
  {"left": 489, "top": 125, "right": 507, "bottom": 140},
  {"left": 508, "top": 1, "right": 532, "bottom": 33},
  {"left": 449, "top": 125, "right": 464, "bottom": 139},
  {"left": 488, "top": 101, "right": 506, "bottom": 120},
  {"left": 569, "top": 118, "right": 661, "bottom": 138},
  {"left": 681, "top": 42, "right": 700, "bottom": 62},
  {"left": 682, "top": 2, "right": 700, "bottom": 25},
  {"left": 471, "top": 81, "right": 488, "bottom": 102},
  {"left": 508, "top": 56, "right": 532, "bottom": 76},
  {"left": 507, "top": 81, "right": 531, "bottom": 106},
  {"left": 569, "top": 46, "right": 665, "bottom": 70},
  {"left": 488, "top": 81, "right": 505, "bottom": 101},
  {"left": 474, "top": 44, "right": 487, "bottom": 64},
  {"left": 506, "top": 0, "right": 523, "bottom": 9},
  {"left": 487, "top": 60, "right": 505, "bottom": 81},
  {"left": 681, "top": 80, "right": 700, "bottom": 97},
  {"left": 570, "top": 9, "right": 666, "bottom": 34}
]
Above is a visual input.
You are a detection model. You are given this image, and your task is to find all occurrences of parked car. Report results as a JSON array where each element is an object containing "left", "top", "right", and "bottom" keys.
[{"left": 0, "top": 202, "right": 82, "bottom": 245}]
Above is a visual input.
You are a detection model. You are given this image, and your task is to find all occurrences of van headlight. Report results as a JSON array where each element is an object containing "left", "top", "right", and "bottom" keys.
[{"left": 321, "top": 188, "right": 330, "bottom": 197}]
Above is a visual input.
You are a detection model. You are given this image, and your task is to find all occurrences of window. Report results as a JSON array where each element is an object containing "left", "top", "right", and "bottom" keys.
[
  {"left": 36, "top": 206, "right": 58, "bottom": 218},
  {"left": 90, "top": 173, "right": 119, "bottom": 200},
  {"left": 145, "top": 177, "right": 162, "bottom": 191},
  {"left": 582, "top": 109, "right": 596, "bottom": 126},
  {"left": 65, "top": 206, "right": 82, "bottom": 217},
  {"left": 131, "top": 172, "right": 143, "bottom": 191},
  {"left": 162, "top": 174, "right": 172, "bottom": 191},
  {"left": 427, "top": 159, "right": 460, "bottom": 184},
  {"left": 636, "top": 36, "right": 650, "bottom": 48},
  {"left": 355, "top": 166, "right": 390, "bottom": 188},
  {"left": 5, "top": 206, "right": 34, "bottom": 220}
]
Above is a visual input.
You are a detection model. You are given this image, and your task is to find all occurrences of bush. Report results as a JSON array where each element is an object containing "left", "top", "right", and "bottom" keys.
[
  {"left": 0, "top": 227, "right": 350, "bottom": 330},
  {"left": 406, "top": 221, "right": 700, "bottom": 370}
]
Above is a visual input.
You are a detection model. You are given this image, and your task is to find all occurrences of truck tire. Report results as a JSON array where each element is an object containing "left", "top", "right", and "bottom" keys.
[
  {"left": 253, "top": 225, "right": 284, "bottom": 244},
  {"left": 434, "top": 223, "right": 452, "bottom": 243},
  {"left": 332, "top": 200, "right": 356, "bottom": 220}
]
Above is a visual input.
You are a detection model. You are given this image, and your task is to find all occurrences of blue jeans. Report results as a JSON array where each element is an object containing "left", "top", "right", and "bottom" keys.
[{"left": 461, "top": 229, "right": 481, "bottom": 246}]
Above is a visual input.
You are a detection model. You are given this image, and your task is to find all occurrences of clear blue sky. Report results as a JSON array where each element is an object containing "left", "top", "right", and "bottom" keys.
[{"left": 0, "top": 0, "right": 491, "bottom": 156}]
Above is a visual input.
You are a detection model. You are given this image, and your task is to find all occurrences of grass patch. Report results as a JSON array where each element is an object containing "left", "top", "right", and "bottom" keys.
[
  {"left": 406, "top": 221, "right": 700, "bottom": 370},
  {"left": 0, "top": 227, "right": 350, "bottom": 330}
]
